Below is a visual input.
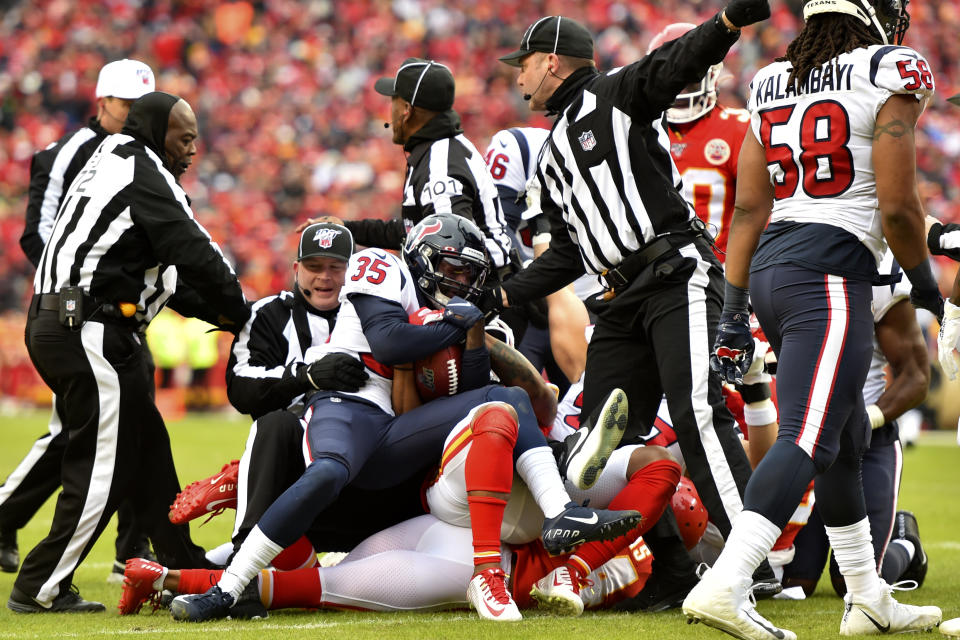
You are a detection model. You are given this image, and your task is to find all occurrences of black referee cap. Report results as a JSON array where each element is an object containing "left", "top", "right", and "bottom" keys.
[
  {"left": 499, "top": 16, "right": 595, "bottom": 67},
  {"left": 298, "top": 222, "right": 354, "bottom": 262},
  {"left": 374, "top": 58, "right": 455, "bottom": 112}
]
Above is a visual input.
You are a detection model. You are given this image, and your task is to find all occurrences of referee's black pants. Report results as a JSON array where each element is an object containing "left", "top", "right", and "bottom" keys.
[
  {"left": 582, "top": 238, "right": 752, "bottom": 539},
  {"left": 0, "top": 399, "right": 151, "bottom": 564},
  {"left": 16, "top": 307, "right": 209, "bottom": 606}
]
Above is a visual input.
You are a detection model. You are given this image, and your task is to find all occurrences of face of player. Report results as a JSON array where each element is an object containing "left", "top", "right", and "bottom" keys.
[
  {"left": 389, "top": 96, "right": 411, "bottom": 145},
  {"left": 295, "top": 256, "right": 347, "bottom": 311},
  {"left": 436, "top": 256, "right": 482, "bottom": 299},
  {"left": 165, "top": 100, "right": 198, "bottom": 180},
  {"left": 516, "top": 52, "right": 560, "bottom": 112},
  {"left": 97, "top": 97, "right": 136, "bottom": 134}
]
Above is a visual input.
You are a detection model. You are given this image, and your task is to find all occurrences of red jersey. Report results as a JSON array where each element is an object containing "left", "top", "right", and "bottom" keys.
[{"left": 668, "top": 105, "right": 749, "bottom": 259}]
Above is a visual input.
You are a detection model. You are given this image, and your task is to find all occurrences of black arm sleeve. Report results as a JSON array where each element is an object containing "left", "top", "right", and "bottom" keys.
[
  {"left": 606, "top": 13, "right": 740, "bottom": 121},
  {"left": 166, "top": 278, "right": 242, "bottom": 329},
  {"left": 344, "top": 218, "right": 405, "bottom": 250},
  {"left": 350, "top": 294, "right": 465, "bottom": 365},
  {"left": 21, "top": 150, "right": 56, "bottom": 267},
  {"left": 460, "top": 344, "right": 491, "bottom": 392},
  {"left": 500, "top": 191, "right": 586, "bottom": 303}
]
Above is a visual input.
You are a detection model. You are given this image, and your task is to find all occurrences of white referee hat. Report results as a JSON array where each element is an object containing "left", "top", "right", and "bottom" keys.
[{"left": 95, "top": 59, "right": 156, "bottom": 100}]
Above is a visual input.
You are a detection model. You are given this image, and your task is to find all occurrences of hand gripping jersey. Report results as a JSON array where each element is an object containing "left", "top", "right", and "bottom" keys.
[
  {"left": 748, "top": 45, "right": 934, "bottom": 265},
  {"left": 303, "top": 249, "right": 420, "bottom": 414},
  {"left": 668, "top": 105, "right": 750, "bottom": 257}
]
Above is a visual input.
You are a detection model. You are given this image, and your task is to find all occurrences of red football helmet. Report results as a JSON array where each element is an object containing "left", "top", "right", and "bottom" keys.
[
  {"left": 671, "top": 476, "right": 709, "bottom": 550},
  {"left": 646, "top": 23, "right": 722, "bottom": 123}
]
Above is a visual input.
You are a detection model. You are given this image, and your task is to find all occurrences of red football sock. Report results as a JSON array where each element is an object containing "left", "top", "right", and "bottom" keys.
[
  {"left": 176, "top": 568, "right": 224, "bottom": 594},
  {"left": 465, "top": 406, "right": 517, "bottom": 567},
  {"left": 271, "top": 535, "right": 319, "bottom": 571},
  {"left": 261, "top": 568, "right": 325, "bottom": 609},
  {"left": 568, "top": 458, "right": 682, "bottom": 578}
]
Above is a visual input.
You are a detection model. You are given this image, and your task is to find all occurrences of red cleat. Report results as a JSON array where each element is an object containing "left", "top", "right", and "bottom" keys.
[
  {"left": 118, "top": 558, "right": 165, "bottom": 615},
  {"left": 168, "top": 459, "right": 239, "bottom": 525}
]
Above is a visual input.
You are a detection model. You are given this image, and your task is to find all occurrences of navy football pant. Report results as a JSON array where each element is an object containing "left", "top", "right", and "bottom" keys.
[{"left": 746, "top": 265, "right": 874, "bottom": 529}]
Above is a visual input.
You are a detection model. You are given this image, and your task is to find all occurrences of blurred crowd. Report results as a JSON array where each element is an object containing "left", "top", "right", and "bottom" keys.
[{"left": 1, "top": 0, "right": 959, "bottom": 408}]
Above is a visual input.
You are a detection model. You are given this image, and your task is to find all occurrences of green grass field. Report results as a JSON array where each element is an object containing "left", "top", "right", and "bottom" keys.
[{"left": 0, "top": 409, "right": 958, "bottom": 639}]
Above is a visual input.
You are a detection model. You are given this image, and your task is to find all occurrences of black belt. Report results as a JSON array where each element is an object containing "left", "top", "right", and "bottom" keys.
[{"left": 33, "top": 292, "right": 138, "bottom": 325}]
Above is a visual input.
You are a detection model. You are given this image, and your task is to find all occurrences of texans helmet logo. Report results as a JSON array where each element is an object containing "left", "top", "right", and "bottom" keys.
[
  {"left": 409, "top": 219, "right": 443, "bottom": 249},
  {"left": 313, "top": 227, "right": 342, "bottom": 248}
]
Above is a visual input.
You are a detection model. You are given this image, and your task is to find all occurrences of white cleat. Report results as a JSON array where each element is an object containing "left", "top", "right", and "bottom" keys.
[
  {"left": 839, "top": 580, "right": 941, "bottom": 636},
  {"left": 530, "top": 566, "right": 584, "bottom": 616},
  {"left": 466, "top": 568, "right": 522, "bottom": 622},
  {"left": 563, "top": 388, "right": 628, "bottom": 490},
  {"left": 682, "top": 568, "right": 796, "bottom": 640}
]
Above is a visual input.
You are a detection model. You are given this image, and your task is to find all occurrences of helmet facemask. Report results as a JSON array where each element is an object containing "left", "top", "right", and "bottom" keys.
[{"left": 666, "top": 63, "right": 722, "bottom": 124}]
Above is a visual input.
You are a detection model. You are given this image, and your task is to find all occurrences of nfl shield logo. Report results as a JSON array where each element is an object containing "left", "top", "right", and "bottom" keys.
[
  {"left": 313, "top": 228, "right": 342, "bottom": 249},
  {"left": 578, "top": 130, "right": 597, "bottom": 151},
  {"left": 65, "top": 300, "right": 76, "bottom": 312}
]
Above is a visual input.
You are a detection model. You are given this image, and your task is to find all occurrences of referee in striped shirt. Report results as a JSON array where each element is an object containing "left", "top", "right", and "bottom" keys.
[
  {"left": 497, "top": 2, "right": 774, "bottom": 608},
  {"left": 10, "top": 92, "right": 249, "bottom": 613},
  {"left": 349, "top": 58, "right": 512, "bottom": 269},
  {"left": 3, "top": 58, "right": 156, "bottom": 582}
]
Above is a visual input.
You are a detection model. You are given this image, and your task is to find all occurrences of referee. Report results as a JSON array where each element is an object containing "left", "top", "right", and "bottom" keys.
[
  {"left": 497, "top": 2, "right": 773, "bottom": 608},
  {"left": 9, "top": 92, "right": 249, "bottom": 613},
  {"left": 2, "top": 58, "right": 156, "bottom": 581},
  {"left": 347, "top": 58, "right": 511, "bottom": 269}
]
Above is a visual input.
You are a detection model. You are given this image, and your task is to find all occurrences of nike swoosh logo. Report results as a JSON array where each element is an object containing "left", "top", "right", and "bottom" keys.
[
  {"left": 744, "top": 608, "right": 785, "bottom": 638},
  {"left": 205, "top": 499, "right": 235, "bottom": 512},
  {"left": 861, "top": 609, "right": 890, "bottom": 633},
  {"left": 499, "top": 140, "right": 508, "bottom": 148},
  {"left": 564, "top": 513, "right": 599, "bottom": 525},
  {"left": 209, "top": 473, "right": 226, "bottom": 486},
  {"left": 480, "top": 599, "right": 506, "bottom": 617}
]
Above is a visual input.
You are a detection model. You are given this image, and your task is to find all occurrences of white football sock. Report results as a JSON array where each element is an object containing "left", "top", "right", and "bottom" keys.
[
  {"left": 152, "top": 566, "right": 169, "bottom": 592},
  {"left": 515, "top": 446, "right": 571, "bottom": 518},
  {"left": 218, "top": 526, "right": 284, "bottom": 600},
  {"left": 826, "top": 518, "right": 881, "bottom": 603},
  {"left": 710, "top": 510, "right": 781, "bottom": 581}
]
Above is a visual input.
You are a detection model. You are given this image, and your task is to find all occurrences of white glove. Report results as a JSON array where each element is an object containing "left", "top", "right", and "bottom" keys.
[
  {"left": 741, "top": 337, "right": 772, "bottom": 386},
  {"left": 938, "top": 299, "right": 960, "bottom": 380}
]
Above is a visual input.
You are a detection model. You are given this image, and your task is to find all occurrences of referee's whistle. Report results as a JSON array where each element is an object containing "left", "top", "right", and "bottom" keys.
[{"left": 118, "top": 302, "right": 137, "bottom": 317}]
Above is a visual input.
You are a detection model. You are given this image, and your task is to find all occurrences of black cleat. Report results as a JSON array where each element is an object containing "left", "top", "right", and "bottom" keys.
[
  {"left": 170, "top": 585, "right": 234, "bottom": 622},
  {"left": 542, "top": 502, "right": 641, "bottom": 556},
  {"left": 229, "top": 581, "right": 268, "bottom": 620},
  {"left": 751, "top": 559, "right": 783, "bottom": 599},
  {"left": 556, "top": 388, "right": 628, "bottom": 490},
  {"left": 7, "top": 584, "right": 105, "bottom": 613},
  {"left": 0, "top": 530, "right": 18, "bottom": 573},
  {"left": 895, "top": 510, "right": 928, "bottom": 587},
  {"left": 613, "top": 568, "right": 700, "bottom": 612}
]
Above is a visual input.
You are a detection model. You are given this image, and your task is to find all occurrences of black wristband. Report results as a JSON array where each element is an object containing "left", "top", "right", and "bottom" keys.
[
  {"left": 904, "top": 260, "right": 938, "bottom": 294},
  {"left": 738, "top": 381, "right": 771, "bottom": 403},
  {"left": 723, "top": 280, "right": 750, "bottom": 316}
]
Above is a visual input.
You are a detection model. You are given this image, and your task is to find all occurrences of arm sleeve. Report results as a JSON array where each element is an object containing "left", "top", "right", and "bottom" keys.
[
  {"left": 225, "top": 297, "right": 310, "bottom": 418},
  {"left": 165, "top": 278, "right": 243, "bottom": 329},
  {"left": 344, "top": 218, "right": 405, "bottom": 250},
  {"left": 350, "top": 294, "right": 465, "bottom": 365},
  {"left": 129, "top": 158, "right": 249, "bottom": 328},
  {"left": 21, "top": 149, "right": 56, "bottom": 267},
  {"left": 604, "top": 14, "right": 739, "bottom": 121},
  {"left": 460, "top": 344, "right": 491, "bottom": 392}
]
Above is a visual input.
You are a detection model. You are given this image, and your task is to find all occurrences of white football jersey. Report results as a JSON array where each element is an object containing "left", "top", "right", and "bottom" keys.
[
  {"left": 485, "top": 127, "right": 550, "bottom": 196},
  {"left": 748, "top": 45, "right": 934, "bottom": 264},
  {"left": 303, "top": 248, "right": 420, "bottom": 415},
  {"left": 864, "top": 250, "right": 912, "bottom": 405}
]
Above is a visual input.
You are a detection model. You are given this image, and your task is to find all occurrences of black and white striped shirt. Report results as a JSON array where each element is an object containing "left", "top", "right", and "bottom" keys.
[
  {"left": 21, "top": 118, "right": 109, "bottom": 267},
  {"left": 226, "top": 290, "right": 336, "bottom": 419},
  {"left": 34, "top": 133, "right": 248, "bottom": 328},
  {"left": 503, "top": 17, "right": 739, "bottom": 302},
  {"left": 348, "top": 110, "right": 512, "bottom": 267}
]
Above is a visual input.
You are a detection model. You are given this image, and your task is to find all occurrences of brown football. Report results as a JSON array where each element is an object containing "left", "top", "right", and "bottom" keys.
[{"left": 414, "top": 344, "right": 463, "bottom": 401}]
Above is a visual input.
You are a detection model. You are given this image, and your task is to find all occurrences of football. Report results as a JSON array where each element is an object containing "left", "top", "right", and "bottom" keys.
[{"left": 414, "top": 344, "right": 463, "bottom": 401}]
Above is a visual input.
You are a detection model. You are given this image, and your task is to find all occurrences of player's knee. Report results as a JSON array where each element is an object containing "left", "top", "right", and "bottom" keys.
[
  {"left": 626, "top": 445, "right": 678, "bottom": 477},
  {"left": 301, "top": 457, "right": 349, "bottom": 495},
  {"left": 471, "top": 402, "right": 519, "bottom": 446},
  {"left": 485, "top": 385, "right": 531, "bottom": 415}
]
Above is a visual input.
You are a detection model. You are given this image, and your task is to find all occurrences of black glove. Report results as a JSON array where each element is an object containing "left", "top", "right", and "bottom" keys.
[
  {"left": 927, "top": 222, "right": 960, "bottom": 261},
  {"left": 910, "top": 287, "right": 945, "bottom": 322},
  {"left": 442, "top": 296, "right": 484, "bottom": 330},
  {"left": 710, "top": 311, "right": 754, "bottom": 384},
  {"left": 477, "top": 283, "right": 504, "bottom": 323},
  {"left": 297, "top": 353, "right": 369, "bottom": 392},
  {"left": 522, "top": 297, "right": 549, "bottom": 330},
  {"left": 724, "top": 0, "right": 770, "bottom": 27}
]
